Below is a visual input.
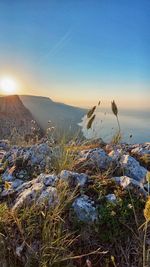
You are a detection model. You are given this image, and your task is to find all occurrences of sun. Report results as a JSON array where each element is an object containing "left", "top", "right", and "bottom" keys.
[{"left": 0, "top": 77, "right": 18, "bottom": 95}]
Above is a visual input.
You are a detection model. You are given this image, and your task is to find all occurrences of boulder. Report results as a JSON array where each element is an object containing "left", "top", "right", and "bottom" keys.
[
  {"left": 59, "top": 170, "right": 88, "bottom": 187},
  {"left": 112, "top": 176, "right": 147, "bottom": 197},
  {"left": 72, "top": 195, "right": 98, "bottom": 222},
  {"left": 81, "top": 148, "right": 112, "bottom": 170},
  {"left": 120, "top": 154, "right": 147, "bottom": 182}
]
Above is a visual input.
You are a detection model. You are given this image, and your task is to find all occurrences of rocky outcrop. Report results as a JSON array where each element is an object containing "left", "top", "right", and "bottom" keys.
[
  {"left": 1, "top": 143, "right": 52, "bottom": 181},
  {"left": 0, "top": 140, "right": 149, "bottom": 218}
]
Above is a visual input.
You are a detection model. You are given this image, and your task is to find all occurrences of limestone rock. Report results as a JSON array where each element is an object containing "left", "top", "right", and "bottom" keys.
[
  {"left": 82, "top": 148, "right": 112, "bottom": 169},
  {"left": 72, "top": 195, "right": 98, "bottom": 222},
  {"left": 105, "top": 194, "right": 117, "bottom": 203},
  {"left": 112, "top": 176, "right": 147, "bottom": 197},
  {"left": 120, "top": 154, "right": 147, "bottom": 182},
  {"left": 59, "top": 170, "right": 88, "bottom": 187}
]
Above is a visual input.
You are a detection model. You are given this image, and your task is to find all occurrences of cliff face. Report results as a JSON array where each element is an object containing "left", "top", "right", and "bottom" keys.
[{"left": 0, "top": 95, "right": 39, "bottom": 139}]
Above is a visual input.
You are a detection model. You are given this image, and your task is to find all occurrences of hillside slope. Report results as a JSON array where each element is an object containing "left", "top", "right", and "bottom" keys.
[
  {"left": 20, "top": 95, "right": 86, "bottom": 137},
  {"left": 0, "top": 95, "right": 39, "bottom": 139}
]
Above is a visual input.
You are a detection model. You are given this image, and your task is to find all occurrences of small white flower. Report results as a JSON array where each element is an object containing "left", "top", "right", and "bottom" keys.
[{"left": 127, "top": 204, "right": 133, "bottom": 209}]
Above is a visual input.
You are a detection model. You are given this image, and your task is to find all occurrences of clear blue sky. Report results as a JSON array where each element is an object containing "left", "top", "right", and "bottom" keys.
[{"left": 0, "top": 0, "right": 149, "bottom": 108}]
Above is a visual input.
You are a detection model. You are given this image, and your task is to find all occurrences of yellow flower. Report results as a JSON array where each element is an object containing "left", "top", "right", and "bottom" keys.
[
  {"left": 146, "top": 172, "right": 150, "bottom": 183},
  {"left": 4, "top": 181, "right": 12, "bottom": 191},
  {"left": 144, "top": 197, "right": 150, "bottom": 221}
]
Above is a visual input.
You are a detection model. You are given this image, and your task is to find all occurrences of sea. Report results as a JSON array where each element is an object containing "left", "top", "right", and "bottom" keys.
[{"left": 79, "top": 109, "right": 150, "bottom": 144}]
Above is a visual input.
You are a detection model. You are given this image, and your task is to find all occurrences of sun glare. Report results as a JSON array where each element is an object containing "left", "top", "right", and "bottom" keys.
[{"left": 0, "top": 77, "right": 18, "bottom": 95}]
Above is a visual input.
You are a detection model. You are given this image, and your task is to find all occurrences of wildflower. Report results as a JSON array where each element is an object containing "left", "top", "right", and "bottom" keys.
[
  {"left": 4, "top": 181, "right": 12, "bottom": 191},
  {"left": 144, "top": 197, "right": 150, "bottom": 221},
  {"left": 127, "top": 204, "right": 133, "bottom": 209}
]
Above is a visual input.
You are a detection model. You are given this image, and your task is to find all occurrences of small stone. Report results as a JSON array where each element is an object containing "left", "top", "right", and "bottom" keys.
[
  {"left": 72, "top": 195, "right": 98, "bottom": 222},
  {"left": 105, "top": 194, "right": 117, "bottom": 203}
]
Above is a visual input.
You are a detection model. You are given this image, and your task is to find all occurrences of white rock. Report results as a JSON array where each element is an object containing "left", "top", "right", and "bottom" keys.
[
  {"left": 12, "top": 182, "right": 44, "bottom": 211},
  {"left": 105, "top": 194, "right": 117, "bottom": 203},
  {"left": 112, "top": 176, "right": 147, "bottom": 197},
  {"left": 37, "top": 186, "right": 58, "bottom": 206},
  {"left": 120, "top": 154, "right": 147, "bottom": 182},
  {"left": 81, "top": 148, "right": 112, "bottom": 170},
  {"left": 59, "top": 170, "right": 88, "bottom": 187},
  {"left": 72, "top": 195, "right": 98, "bottom": 222}
]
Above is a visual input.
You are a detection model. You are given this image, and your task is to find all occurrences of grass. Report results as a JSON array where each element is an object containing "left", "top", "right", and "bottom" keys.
[
  {"left": 0, "top": 173, "right": 149, "bottom": 267},
  {"left": 0, "top": 181, "right": 78, "bottom": 267}
]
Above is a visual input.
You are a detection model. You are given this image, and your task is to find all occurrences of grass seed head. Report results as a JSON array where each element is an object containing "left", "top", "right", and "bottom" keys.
[{"left": 111, "top": 100, "right": 118, "bottom": 117}]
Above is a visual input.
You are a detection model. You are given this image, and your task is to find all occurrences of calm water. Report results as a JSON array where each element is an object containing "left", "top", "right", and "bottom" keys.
[{"left": 79, "top": 109, "right": 150, "bottom": 144}]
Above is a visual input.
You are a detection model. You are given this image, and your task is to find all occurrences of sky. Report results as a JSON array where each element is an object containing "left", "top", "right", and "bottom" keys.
[{"left": 0, "top": 0, "right": 150, "bottom": 108}]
